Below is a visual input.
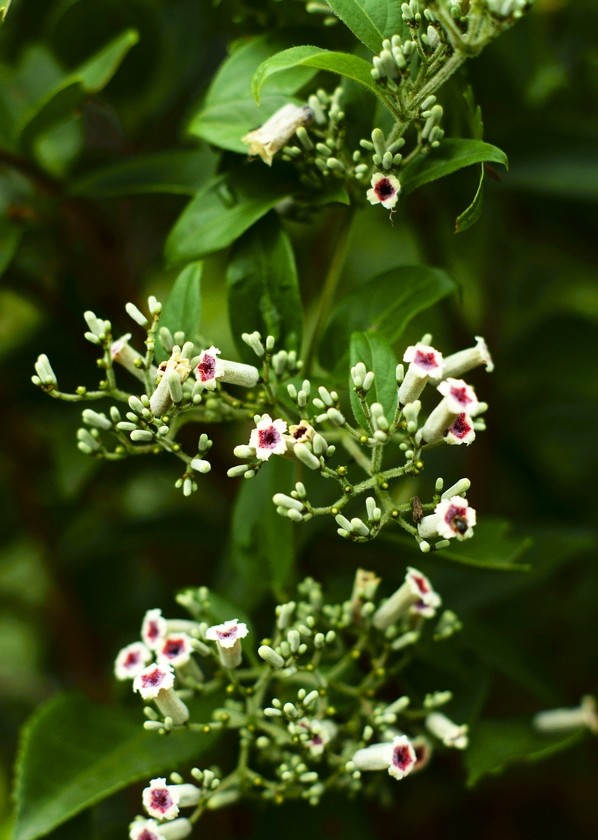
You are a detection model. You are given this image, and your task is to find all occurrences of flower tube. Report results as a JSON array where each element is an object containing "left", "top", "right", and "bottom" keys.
[
  {"left": 441, "top": 336, "right": 494, "bottom": 379},
  {"left": 352, "top": 734, "right": 417, "bottom": 780},
  {"left": 398, "top": 343, "right": 444, "bottom": 405},
  {"left": 133, "top": 664, "right": 189, "bottom": 725},
  {"left": 418, "top": 496, "right": 476, "bottom": 542},
  {"left": 242, "top": 103, "right": 314, "bottom": 165},
  {"left": 373, "top": 567, "right": 441, "bottom": 629},
  {"left": 205, "top": 618, "right": 249, "bottom": 668}
]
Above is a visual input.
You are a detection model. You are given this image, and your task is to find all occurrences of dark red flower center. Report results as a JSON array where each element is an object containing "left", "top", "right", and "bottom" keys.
[
  {"left": 150, "top": 787, "right": 173, "bottom": 813},
  {"left": 445, "top": 504, "right": 469, "bottom": 534},
  {"left": 258, "top": 427, "right": 279, "bottom": 448},
  {"left": 392, "top": 743, "right": 413, "bottom": 772},
  {"left": 414, "top": 350, "right": 438, "bottom": 370},
  {"left": 124, "top": 651, "right": 140, "bottom": 668},
  {"left": 163, "top": 638, "right": 184, "bottom": 658},
  {"left": 448, "top": 413, "right": 471, "bottom": 438},
  {"left": 197, "top": 354, "right": 216, "bottom": 381},
  {"left": 142, "top": 667, "right": 163, "bottom": 688},
  {"left": 412, "top": 573, "right": 430, "bottom": 594},
  {"left": 375, "top": 178, "right": 396, "bottom": 200},
  {"left": 450, "top": 385, "right": 471, "bottom": 405}
]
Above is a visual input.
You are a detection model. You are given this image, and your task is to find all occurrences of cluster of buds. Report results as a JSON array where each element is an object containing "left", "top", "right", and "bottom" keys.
[{"left": 121, "top": 567, "right": 469, "bottom": 833}]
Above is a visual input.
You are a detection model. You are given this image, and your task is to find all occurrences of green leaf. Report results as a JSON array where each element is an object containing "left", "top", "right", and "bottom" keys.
[
  {"left": 349, "top": 332, "right": 398, "bottom": 430},
  {"left": 17, "top": 30, "right": 139, "bottom": 150},
  {"left": 252, "top": 46, "right": 387, "bottom": 108},
  {"left": 158, "top": 262, "right": 202, "bottom": 358},
  {"left": 319, "top": 265, "right": 456, "bottom": 370},
  {"left": 0, "top": 219, "right": 22, "bottom": 279},
  {"left": 69, "top": 149, "right": 218, "bottom": 198},
  {"left": 230, "top": 458, "right": 295, "bottom": 600},
  {"left": 189, "top": 35, "right": 318, "bottom": 154},
  {"left": 401, "top": 139, "right": 508, "bottom": 195},
  {"left": 465, "top": 718, "right": 584, "bottom": 788},
  {"left": 434, "top": 519, "right": 532, "bottom": 572},
  {"left": 14, "top": 693, "right": 218, "bottom": 840},
  {"left": 165, "top": 165, "right": 294, "bottom": 264},
  {"left": 325, "top": 1, "right": 406, "bottom": 53},
  {"left": 227, "top": 214, "right": 302, "bottom": 363}
]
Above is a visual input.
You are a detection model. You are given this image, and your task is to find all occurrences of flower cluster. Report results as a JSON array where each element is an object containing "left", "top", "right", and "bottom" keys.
[
  {"left": 33, "top": 297, "right": 491, "bottom": 554},
  {"left": 121, "top": 568, "right": 469, "bottom": 834}
]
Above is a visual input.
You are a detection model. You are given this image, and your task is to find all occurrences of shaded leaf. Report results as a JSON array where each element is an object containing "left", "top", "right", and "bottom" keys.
[
  {"left": 349, "top": 332, "right": 398, "bottom": 429},
  {"left": 17, "top": 30, "right": 139, "bottom": 150},
  {"left": 69, "top": 149, "right": 218, "bottom": 198},
  {"left": 455, "top": 164, "right": 485, "bottom": 233},
  {"left": 465, "top": 718, "right": 584, "bottom": 788},
  {"left": 325, "top": 0, "right": 406, "bottom": 53},
  {"left": 0, "top": 219, "right": 22, "bottom": 278},
  {"left": 14, "top": 693, "right": 218, "bottom": 840},
  {"left": 253, "top": 46, "right": 388, "bottom": 108},
  {"left": 401, "top": 139, "right": 508, "bottom": 195},
  {"left": 227, "top": 213, "right": 302, "bottom": 363},
  {"left": 319, "top": 265, "right": 456, "bottom": 370},
  {"left": 230, "top": 458, "right": 295, "bottom": 599},
  {"left": 433, "top": 519, "right": 532, "bottom": 571},
  {"left": 165, "top": 165, "right": 294, "bottom": 264},
  {"left": 158, "top": 262, "right": 202, "bottom": 359},
  {"left": 189, "top": 35, "right": 318, "bottom": 154}
]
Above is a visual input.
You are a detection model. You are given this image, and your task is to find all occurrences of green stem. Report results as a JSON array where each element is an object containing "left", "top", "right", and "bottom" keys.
[{"left": 303, "top": 206, "right": 354, "bottom": 376}]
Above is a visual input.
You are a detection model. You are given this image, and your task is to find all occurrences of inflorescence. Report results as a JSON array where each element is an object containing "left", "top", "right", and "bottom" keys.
[
  {"left": 117, "top": 567, "right": 468, "bottom": 836},
  {"left": 33, "top": 297, "right": 492, "bottom": 552}
]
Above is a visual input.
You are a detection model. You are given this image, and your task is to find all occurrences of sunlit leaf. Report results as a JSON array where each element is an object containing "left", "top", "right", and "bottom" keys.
[
  {"left": 325, "top": 0, "right": 406, "bottom": 53},
  {"left": 158, "top": 262, "right": 202, "bottom": 359},
  {"left": 349, "top": 331, "right": 398, "bottom": 429}
]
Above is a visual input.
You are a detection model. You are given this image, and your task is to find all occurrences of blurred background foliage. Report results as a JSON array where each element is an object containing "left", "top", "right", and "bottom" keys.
[{"left": 0, "top": 0, "right": 596, "bottom": 838}]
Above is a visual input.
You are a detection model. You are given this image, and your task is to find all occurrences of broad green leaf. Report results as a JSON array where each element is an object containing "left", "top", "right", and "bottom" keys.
[
  {"left": 349, "top": 332, "right": 398, "bottom": 430},
  {"left": 227, "top": 213, "right": 302, "bottom": 363},
  {"left": 14, "top": 693, "right": 218, "bottom": 840},
  {"left": 17, "top": 30, "right": 139, "bottom": 150},
  {"left": 165, "top": 165, "right": 294, "bottom": 264},
  {"left": 465, "top": 718, "right": 584, "bottom": 788},
  {"left": 69, "top": 149, "right": 218, "bottom": 198},
  {"left": 253, "top": 46, "right": 387, "bottom": 108},
  {"left": 325, "top": 1, "right": 406, "bottom": 53},
  {"left": 230, "top": 458, "right": 295, "bottom": 600},
  {"left": 1, "top": 1, "right": 12, "bottom": 22},
  {"left": 401, "top": 139, "right": 508, "bottom": 195},
  {"left": 319, "top": 265, "right": 456, "bottom": 370},
  {"left": 158, "top": 262, "right": 202, "bottom": 359},
  {"left": 189, "top": 35, "right": 318, "bottom": 154}
]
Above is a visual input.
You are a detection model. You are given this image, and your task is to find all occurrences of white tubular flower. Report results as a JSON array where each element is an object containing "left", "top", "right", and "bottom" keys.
[
  {"left": 242, "top": 103, "right": 314, "bottom": 165},
  {"left": 352, "top": 735, "right": 417, "bottom": 780},
  {"left": 205, "top": 618, "right": 249, "bottom": 668},
  {"left": 249, "top": 414, "right": 288, "bottom": 460},
  {"left": 219, "top": 359, "right": 260, "bottom": 389},
  {"left": 129, "top": 817, "right": 193, "bottom": 840},
  {"left": 442, "top": 336, "right": 494, "bottom": 379},
  {"left": 194, "top": 346, "right": 224, "bottom": 390},
  {"left": 149, "top": 346, "right": 192, "bottom": 416},
  {"left": 373, "top": 567, "right": 441, "bottom": 629},
  {"left": 142, "top": 778, "right": 201, "bottom": 821},
  {"left": 425, "top": 712, "right": 468, "bottom": 749},
  {"left": 533, "top": 695, "right": 598, "bottom": 735},
  {"left": 445, "top": 413, "right": 476, "bottom": 445},
  {"left": 141, "top": 609, "right": 168, "bottom": 650},
  {"left": 133, "top": 664, "right": 190, "bottom": 725},
  {"left": 111, "top": 334, "right": 156, "bottom": 382},
  {"left": 420, "top": 378, "right": 479, "bottom": 444},
  {"left": 398, "top": 343, "right": 444, "bottom": 404},
  {"left": 418, "top": 496, "right": 476, "bottom": 542},
  {"left": 156, "top": 633, "right": 193, "bottom": 668},
  {"left": 366, "top": 172, "right": 401, "bottom": 210},
  {"left": 114, "top": 642, "right": 152, "bottom": 681}
]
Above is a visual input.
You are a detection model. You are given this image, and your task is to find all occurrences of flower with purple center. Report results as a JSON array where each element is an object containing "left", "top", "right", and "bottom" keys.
[
  {"left": 142, "top": 778, "right": 180, "bottom": 821},
  {"left": 141, "top": 608, "right": 167, "bottom": 650},
  {"left": 249, "top": 414, "right": 288, "bottom": 461},
  {"left": 297, "top": 718, "right": 336, "bottom": 756},
  {"left": 366, "top": 172, "right": 401, "bottom": 210},
  {"left": 437, "top": 377, "right": 479, "bottom": 415},
  {"left": 156, "top": 633, "right": 193, "bottom": 668},
  {"left": 352, "top": 734, "right": 416, "bottom": 780},
  {"left": 399, "top": 342, "right": 444, "bottom": 404},
  {"left": 133, "top": 663, "right": 175, "bottom": 700},
  {"left": 445, "top": 412, "right": 476, "bottom": 445},
  {"left": 195, "top": 346, "right": 224, "bottom": 390},
  {"left": 206, "top": 618, "right": 249, "bottom": 668},
  {"left": 114, "top": 642, "right": 152, "bottom": 681},
  {"left": 418, "top": 496, "right": 476, "bottom": 542}
]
